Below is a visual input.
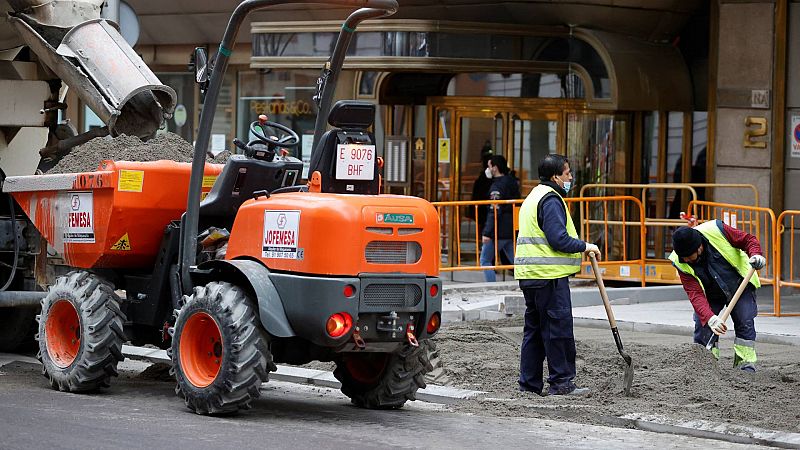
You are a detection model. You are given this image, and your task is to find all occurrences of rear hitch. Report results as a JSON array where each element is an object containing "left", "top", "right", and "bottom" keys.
[
  {"left": 406, "top": 324, "right": 419, "bottom": 347},
  {"left": 352, "top": 328, "right": 366, "bottom": 350}
]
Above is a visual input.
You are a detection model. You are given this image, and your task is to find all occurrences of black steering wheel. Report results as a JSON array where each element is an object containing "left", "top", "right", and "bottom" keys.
[{"left": 249, "top": 115, "right": 300, "bottom": 148}]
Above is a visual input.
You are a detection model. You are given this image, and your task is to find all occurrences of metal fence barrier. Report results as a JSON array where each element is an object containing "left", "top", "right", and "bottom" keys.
[
  {"left": 433, "top": 196, "right": 646, "bottom": 285},
  {"left": 432, "top": 188, "right": 797, "bottom": 317},
  {"left": 777, "top": 210, "right": 800, "bottom": 316},
  {"left": 687, "top": 200, "right": 780, "bottom": 316}
]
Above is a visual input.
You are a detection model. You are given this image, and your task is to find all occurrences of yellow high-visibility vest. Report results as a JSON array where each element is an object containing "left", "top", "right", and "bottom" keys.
[
  {"left": 668, "top": 220, "right": 761, "bottom": 291},
  {"left": 514, "top": 184, "right": 581, "bottom": 280}
]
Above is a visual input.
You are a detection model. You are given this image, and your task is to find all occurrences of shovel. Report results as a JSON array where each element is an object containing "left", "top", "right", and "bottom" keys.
[
  {"left": 705, "top": 266, "right": 757, "bottom": 350},
  {"left": 589, "top": 253, "right": 634, "bottom": 396}
]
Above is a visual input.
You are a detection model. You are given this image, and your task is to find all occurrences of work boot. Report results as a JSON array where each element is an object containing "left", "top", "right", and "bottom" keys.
[
  {"left": 547, "top": 383, "right": 590, "bottom": 396},
  {"left": 518, "top": 385, "right": 547, "bottom": 397}
]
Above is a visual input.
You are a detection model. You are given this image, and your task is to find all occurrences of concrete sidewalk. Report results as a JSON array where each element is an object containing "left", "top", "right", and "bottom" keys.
[{"left": 572, "top": 300, "right": 800, "bottom": 345}]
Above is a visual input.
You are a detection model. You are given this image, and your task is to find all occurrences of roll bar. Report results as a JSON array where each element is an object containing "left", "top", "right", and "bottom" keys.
[{"left": 180, "top": 0, "right": 398, "bottom": 293}]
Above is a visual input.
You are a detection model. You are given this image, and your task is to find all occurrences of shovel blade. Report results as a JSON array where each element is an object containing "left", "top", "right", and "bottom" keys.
[{"left": 622, "top": 361, "right": 634, "bottom": 396}]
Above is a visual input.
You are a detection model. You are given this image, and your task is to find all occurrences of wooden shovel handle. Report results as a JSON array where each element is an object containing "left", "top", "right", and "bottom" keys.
[
  {"left": 589, "top": 253, "right": 617, "bottom": 328},
  {"left": 718, "top": 266, "right": 757, "bottom": 323}
]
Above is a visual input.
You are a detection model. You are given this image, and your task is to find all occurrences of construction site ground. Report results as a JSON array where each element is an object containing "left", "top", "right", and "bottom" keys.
[{"left": 427, "top": 279, "right": 800, "bottom": 445}]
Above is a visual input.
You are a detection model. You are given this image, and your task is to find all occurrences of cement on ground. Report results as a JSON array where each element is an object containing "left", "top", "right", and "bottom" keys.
[
  {"left": 47, "top": 132, "right": 228, "bottom": 174},
  {"left": 434, "top": 318, "right": 800, "bottom": 433}
]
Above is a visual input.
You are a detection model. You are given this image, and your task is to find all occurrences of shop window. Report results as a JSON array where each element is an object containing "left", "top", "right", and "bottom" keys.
[
  {"left": 237, "top": 70, "right": 319, "bottom": 176},
  {"left": 566, "top": 112, "right": 630, "bottom": 261},
  {"left": 566, "top": 113, "right": 629, "bottom": 191},
  {"left": 157, "top": 73, "right": 195, "bottom": 142},
  {"left": 642, "top": 111, "right": 659, "bottom": 184},
  {"left": 691, "top": 112, "right": 708, "bottom": 200}
]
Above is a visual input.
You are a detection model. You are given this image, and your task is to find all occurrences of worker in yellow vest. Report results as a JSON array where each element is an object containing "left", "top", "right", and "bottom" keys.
[
  {"left": 515, "top": 154, "right": 600, "bottom": 396},
  {"left": 669, "top": 221, "right": 765, "bottom": 371}
]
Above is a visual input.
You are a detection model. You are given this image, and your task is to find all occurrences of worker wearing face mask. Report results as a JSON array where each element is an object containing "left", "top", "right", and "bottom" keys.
[
  {"left": 515, "top": 154, "right": 600, "bottom": 396},
  {"left": 670, "top": 222, "right": 765, "bottom": 371},
  {"left": 480, "top": 155, "right": 521, "bottom": 282}
]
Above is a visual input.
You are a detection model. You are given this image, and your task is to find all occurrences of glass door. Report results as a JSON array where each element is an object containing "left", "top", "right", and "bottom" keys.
[
  {"left": 510, "top": 112, "right": 560, "bottom": 195},
  {"left": 455, "top": 112, "right": 504, "bottom": 266}
]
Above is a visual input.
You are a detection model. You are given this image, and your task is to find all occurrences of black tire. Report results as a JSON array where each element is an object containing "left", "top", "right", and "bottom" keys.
[
  {"left": 423, "top": 339, "right": 449, "bottom": 386},
  {"left": 37, "top": 271, "right": 126, "bottom": 392},
  {"left": 170, "top": 282, "right": 275, "bottom": 415},
  {"left": 334, "top": 340, "right": 434, "bottom": 409},
  {"left": 0, "top": 306, "right": 39, "bottom": 352}
]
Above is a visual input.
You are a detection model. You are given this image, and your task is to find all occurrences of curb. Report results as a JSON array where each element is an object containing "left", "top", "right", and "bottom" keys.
[
  {"left": 617, "top": 413, "right": 800, "bottom": 449},
  {"left": 120, "top": 345, "right": 484, "bottom": 404},
  {"left": 572, "top": 317, "right": 800, "bottom": 346}
]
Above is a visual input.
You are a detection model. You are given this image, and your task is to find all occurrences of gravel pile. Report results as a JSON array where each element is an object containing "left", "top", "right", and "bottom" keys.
[{"left": 47, "top": 132, "right": 228, "bottom": 174}]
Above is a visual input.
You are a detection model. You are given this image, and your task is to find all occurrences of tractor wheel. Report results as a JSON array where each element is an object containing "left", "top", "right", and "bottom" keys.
[
  {"left": 423, "top": 339, "right": 449, "bottom": 386},
  {"left": 334, "top": 340, "right": 433, "bottom": 409},
  {"left": 0, "top": 306, "right": 38, "bottom": 352},
  {"left": 37, "top": 271, "right": 126, "bottom": 392},
  {"left": 170, "top": 282, "right": 274, "bottom": 415}
]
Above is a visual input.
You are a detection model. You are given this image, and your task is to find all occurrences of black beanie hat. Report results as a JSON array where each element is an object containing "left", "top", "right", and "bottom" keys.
[{"left": 672, "top": 227, "right": 703, "bottom": 258}]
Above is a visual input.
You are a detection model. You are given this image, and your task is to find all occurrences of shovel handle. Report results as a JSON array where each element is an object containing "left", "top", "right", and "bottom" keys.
[
  {"left": 718, "top": 266, "right": 757, "bottom": 323},
  {"left": 589, "top": 253, "right": 617, "bottom": 328},
  {"left": 705, "top": 265, "right": 757, "bottom": 350}
]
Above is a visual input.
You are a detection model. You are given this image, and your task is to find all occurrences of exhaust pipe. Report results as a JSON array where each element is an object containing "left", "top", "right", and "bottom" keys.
[{"left": 7, "top": 3, "right": 176, "bottom": 139}]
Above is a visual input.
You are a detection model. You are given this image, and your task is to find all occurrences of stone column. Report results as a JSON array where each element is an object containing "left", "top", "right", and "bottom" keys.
[{"left": 713, "top": 1, "right": 779, "bottom": 208}]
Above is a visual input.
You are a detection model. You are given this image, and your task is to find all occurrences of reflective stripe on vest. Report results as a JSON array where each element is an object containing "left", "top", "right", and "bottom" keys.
[
  {"left": 668, "top": 220, "right": 761, "bottom": 294},
  {"left": 514, "top": 184, "right": 581, "bottom": 280}
]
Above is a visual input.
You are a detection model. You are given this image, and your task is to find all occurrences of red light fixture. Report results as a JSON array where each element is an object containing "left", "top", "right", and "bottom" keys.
[
  {"left": 426, "top": 312, "right": 441, "bottom": 334},
  {"left": 429, "top": 284, "right": 439, "bottom": 297},
  {"left": 326, "top": 312, "right": 353, "bottom": 338},
  {"left": 343, "top": 284, "right": 356, "bottom": 298}
]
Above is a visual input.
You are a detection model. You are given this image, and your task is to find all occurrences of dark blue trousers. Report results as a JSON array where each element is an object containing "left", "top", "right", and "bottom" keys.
[
  {"left": 694, "top": 288, "right": 758, "bottom": 345},
  {"left": 519, "top": 277, "right": 576, "bottom": 393}
]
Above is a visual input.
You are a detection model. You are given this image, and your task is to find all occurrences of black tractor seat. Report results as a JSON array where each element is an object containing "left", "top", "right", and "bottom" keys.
[{"left": 199, "top": 154, "right": 303, "bottom": 227}]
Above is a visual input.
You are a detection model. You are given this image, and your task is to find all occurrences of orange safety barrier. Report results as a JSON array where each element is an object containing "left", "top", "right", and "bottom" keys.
[
  {"left": 776, "top": 210, "right": 800, "bottom": 316},
  {"left": 569, "top": 196, "right": 647, "bottom": 287},
  {"left": 433, "top": 196, "right": 647, "bottom": 286},
  {"left": 687, "top": 200, "right": 781, "bottom": 316},
  {"left": 434, "top": 194, "right": 797, "bottom": 316},
  {"left": 434, "top": 198, "right": 522, "bottom": 274}
]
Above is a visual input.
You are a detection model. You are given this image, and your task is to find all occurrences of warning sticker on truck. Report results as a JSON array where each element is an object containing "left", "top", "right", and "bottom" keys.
[
  {"left": 118, "top": 170, "right": 144, "bottom": 192},
  {"left": 64, "top": 191, "right": 95, "bottom": 243},
  {"left": 262, "top": 210, "right": 303, "bottom": 260}
]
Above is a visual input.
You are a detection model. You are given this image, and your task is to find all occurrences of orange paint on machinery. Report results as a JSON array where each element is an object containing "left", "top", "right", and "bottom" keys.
[
  {"left": 225, "top": 192, "right": 440, "bottom": 277},
  {"left": 9, "top": 160, "right": 223, "bottom": 269}
]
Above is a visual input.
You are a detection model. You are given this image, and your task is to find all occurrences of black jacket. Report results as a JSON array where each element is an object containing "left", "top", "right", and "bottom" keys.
[{"left": 482, "top": 174, "right": 520, "bottom": 240}]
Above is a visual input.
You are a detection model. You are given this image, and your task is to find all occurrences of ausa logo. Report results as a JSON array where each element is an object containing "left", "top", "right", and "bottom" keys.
[{"left": 376, "top": 213, "right": 414, "bottom": 224}]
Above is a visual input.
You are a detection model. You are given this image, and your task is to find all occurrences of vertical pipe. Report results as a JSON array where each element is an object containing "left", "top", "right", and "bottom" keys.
[{"left": 772, "top": 0, "right": 788, "bottom": 214}]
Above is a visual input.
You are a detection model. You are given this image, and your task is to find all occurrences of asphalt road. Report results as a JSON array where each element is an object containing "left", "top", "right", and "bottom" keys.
[{"left": 0, "top": 357, "right": 758, "bottom": 449}]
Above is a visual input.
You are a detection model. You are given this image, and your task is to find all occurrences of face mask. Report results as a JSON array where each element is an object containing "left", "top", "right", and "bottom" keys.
[
  {"left": 554, "top": 175, "right": 571, "bottom": 193},
  {"left": 485, "top": 167, "right": 493, "bottom": 178}
]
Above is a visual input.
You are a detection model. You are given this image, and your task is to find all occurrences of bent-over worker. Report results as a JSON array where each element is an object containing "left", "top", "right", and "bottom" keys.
[{"left": 670, "top": 220, "right": 766, "bottom": 371}]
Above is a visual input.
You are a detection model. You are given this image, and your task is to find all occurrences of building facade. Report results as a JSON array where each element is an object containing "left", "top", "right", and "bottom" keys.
[{"left": 64, "top": 1, "right": 797, "bottom": 217}]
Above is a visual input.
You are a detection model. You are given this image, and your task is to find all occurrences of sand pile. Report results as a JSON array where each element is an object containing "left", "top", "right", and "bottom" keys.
[
  {"left": 47, "top": 132, "right": 228, "bottom": 174},
  {"left": 433, "top": 318, "right": 800, "bottom": 433}
]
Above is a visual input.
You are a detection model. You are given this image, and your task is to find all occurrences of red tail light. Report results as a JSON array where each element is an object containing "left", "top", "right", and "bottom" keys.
[
  {"left": 326, "top": 312, "right": 353, "bottom": 338},
  {"left": 343, "top": 284, "right": 356, "bottom": 298},
  {"left": 429, "top": 284, "right": 439, "bottom": 297},
  {"left": 426, "top": 312, "right": 441, "bottom": 334}
]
